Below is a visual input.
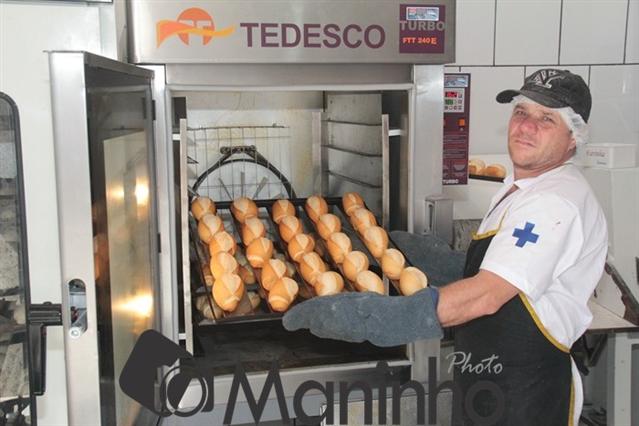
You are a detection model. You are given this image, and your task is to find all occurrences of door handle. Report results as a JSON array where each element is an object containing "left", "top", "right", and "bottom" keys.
[{"left": 28, "top": 302, "right": 62, "bottom": 396}]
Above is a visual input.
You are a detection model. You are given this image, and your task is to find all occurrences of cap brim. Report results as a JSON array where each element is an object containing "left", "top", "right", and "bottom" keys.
[{"left": 496, "top": 88, "right": 567, "bottom": 109}]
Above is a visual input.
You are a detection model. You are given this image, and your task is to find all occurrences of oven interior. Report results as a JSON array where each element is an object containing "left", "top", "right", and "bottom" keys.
[{"left": 173, "top": 90, "right": 412, "bottom": 376}]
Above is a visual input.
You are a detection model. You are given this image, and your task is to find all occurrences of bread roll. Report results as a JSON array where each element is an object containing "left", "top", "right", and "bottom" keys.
[
  {"left": 246, "top": 237, "right": 274, "bottom": 268},
  {"left": 274, "top": 253, "right": 296, "bottom": 277},
  {"left": 210, "top": 251, "right": 239, "bottom": 280},
  {"left": 238, "top": 265, "right": 256, "bottom": 285},
  {"left": 287, "top": 233, "right": 315, "bottom": 262},
  {"left": 380, "top": 248, "right": 406, "bottom": 280},
  {"left": 399, "top": 267, "right": 428, "bottom": 296},
  {"left": 326, "top": 232, "right": 352, "bottom": 264},
  {"left": 272, "top": 199, "right": 296, "bottom": 224},
  {"left": 305, "top": 195, "right": 328, "bottom": 223},
  {"left": 316, "top": 213, "right": 342, "bottom": 240},
  {"left": 315, "top": 271, "right": 344, "bottom": 296},
  {"left": 468, "top": 159, "right": 486, "bottom": 175},
  {"left": 363, "top": 226, "right": 389, "bottom": 259},
  {"left": 195, "top": 295, "right": 222, "bottom": 320},
  {"left": 261, "top": 258, "right": 288, "bottom": 291},
  {"left": 208, "top": 231, "right": 236, "bottom": 256},
  {"left": 197, "top": 214, "right": 224, "bottom": 243},
  {"left": 247, "top": 291, "right": 261, "bottom": 310},
  {"left": 350, "top": 208, "right": 377, "bottom": 234},
  {"left": 342, "top": 251, "right": 369, "bottom": 282},
  {"left": 342, "top": 192, "right": 364, "bottom": 216},
  {"left": 191, "top": 196, "right": 216, "bottom": 220},
  {"left": 299, "top": 252, "right": 327, "bottom": 285},
  {"left": 202, "top": 266, "right": 214, "bottom": 287},
  {"left": 484, "top": 163, "right": 507, "bottom": 178},
  {"left": 212, "top": 273, "right": 244, "bottom": 311},
  {"left": 268, "top": 277, "right": 299, "bottom": 312},
  {"left": 355, "top": 270, "right": 384, "bottom": 295},
  {"left": 231, "top": 197, "right": 258, "bottom": 223},
  {"left": 242, "top": 216, "right": 266, "bottom": 246},
  {"left": 279, "top": 215, "right": 303, "bottom": 243}
]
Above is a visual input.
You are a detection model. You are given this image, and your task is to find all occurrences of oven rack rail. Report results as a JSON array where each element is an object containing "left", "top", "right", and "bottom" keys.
[{"left": 190, "top": 196, "right": 416, "bottom": 326}]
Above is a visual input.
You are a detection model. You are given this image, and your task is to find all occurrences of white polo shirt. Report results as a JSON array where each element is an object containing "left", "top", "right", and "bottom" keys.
[{"left": 476, "top": 162, "right": 608, "bottom": 425}]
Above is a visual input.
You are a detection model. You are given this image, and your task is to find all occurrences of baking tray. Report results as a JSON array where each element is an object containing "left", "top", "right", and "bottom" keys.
[{"left": 191, "top": 196, "right": 416, "bottom": 325}]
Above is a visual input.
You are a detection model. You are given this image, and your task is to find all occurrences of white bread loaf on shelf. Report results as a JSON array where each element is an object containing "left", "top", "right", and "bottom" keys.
[
  {"left": 380, "top": 248, "right": 405, "bottom": 280},
  {"left": 299, "top": 252, "right": 327, "bottom": 285},
  {"left": 191, "top": 196, "right": 216, "bottom": 220},
  {"left": 208, "top": 231, "right": 236, "bottom": 256},
  {"left": 316, "top": 213, "right": 341, "bottom": 240},
  {"left": 231, "top": 197, "right": 258, "bottom": 223},
  {"left": 305, "top": 195, "right": 328, "bottom": 223},
  {"left": 268, "top": 277, "right": 299, "bottom": 312},
  {"left": 287, "top": 234, "right": 315, "bottom": 262},
  {"left": 350, "top": 208, "right": 377, "bottom": 234},
  {"left": 247, "top": 291, "right": 261, "bottom": 309},
  {"left": 484, "top": 163, "right": 507, "bottom": 178},
  {"left": 342, "top": 192, "right": 365, "bottom": 216},
  {"left": 315, "top": 271, "right": 344, "bottom": 296},
  {"left": 210, "top": 251, "right": 239, "bottom": 280},
  {"left": 261, "top": 258, "right": 288, "bottom": 291},
  {"left": 246, "top": 237, "right": 274, "bottom": 268},
  {"left": 272, "top": 199, "right": 296, "bottom": 224},
  {"left": 241, "top": 216, "right": 266, "bottom": 246},
  {"left": 197, "top": 214, "right": 224, "bottom": 244},
  {"left": 326, "top": 232, "right": 352, "bottom": 264},
  {"left": 363, "top": 226, "right": 389, "bottom": 259},
  {"left": 212, "top": 273, "right": 244, "bottom": 312},
  {"left": 468, "top": 158, "right": 486, "bottom": 175},
  {"left": 355, "top": 270, "right": 384, "bottom": 294},
  {"left": 342, "top": 251, "right": 369, "bottom": 282},
  {"left": 195, "top": 295, "right": 222, "bottom": 320},
  {"left": 279, "top": 215, "right": 303, "bottom": 243},
  {"left": 399, "top": 267, "right": 429, "bottom": 296}
]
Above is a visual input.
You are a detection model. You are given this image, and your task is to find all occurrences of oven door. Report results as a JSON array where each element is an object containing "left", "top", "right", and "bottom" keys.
[{"left": 49, "top": 52, "right": 161, "bottom": 426}]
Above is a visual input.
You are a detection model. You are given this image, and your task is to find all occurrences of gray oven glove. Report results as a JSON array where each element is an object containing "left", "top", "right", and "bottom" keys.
[{"left": 282, "top": 288, "right": 442, "bottom": 347}]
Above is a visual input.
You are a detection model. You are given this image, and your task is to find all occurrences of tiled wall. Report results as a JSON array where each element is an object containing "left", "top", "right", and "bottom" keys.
[{"left": 448, "top": 0, "right": 639, "bottom": 158}]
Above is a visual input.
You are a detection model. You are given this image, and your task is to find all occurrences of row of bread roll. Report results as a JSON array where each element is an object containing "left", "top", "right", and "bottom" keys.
[{"left": 468, "top": 159, "right": 507, "bottom": 178}]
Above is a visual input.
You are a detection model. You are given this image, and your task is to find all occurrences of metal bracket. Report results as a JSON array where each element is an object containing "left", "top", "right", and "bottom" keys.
[{"left": 28, "top": 302, "right": 62, "bottom": 396}]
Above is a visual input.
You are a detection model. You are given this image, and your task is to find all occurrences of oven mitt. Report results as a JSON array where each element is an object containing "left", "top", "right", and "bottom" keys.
[{"left": 282, "top": 288, "right": 442, "bottom": 347}]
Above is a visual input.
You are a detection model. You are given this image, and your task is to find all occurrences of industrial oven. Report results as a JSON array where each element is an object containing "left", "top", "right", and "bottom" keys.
[{"left": 41, "top": 1, "right": 458, "bottom": 425}]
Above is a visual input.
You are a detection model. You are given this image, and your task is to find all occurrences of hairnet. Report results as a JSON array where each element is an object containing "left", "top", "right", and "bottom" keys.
[{"left": 512, "top": 95, "right": 590, "bottom": 148}]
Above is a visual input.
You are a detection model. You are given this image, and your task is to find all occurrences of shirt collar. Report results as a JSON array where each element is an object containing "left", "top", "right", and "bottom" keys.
[{"left": 505, "top": 162, "right": 572, "bottom": 189}]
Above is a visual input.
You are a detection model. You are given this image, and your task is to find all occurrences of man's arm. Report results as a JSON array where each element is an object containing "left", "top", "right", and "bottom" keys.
[{"left": 437, "top": 270, "right": 520, "bottom": 327}]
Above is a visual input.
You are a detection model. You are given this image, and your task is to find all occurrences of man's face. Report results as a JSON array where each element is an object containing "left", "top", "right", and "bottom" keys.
[{"left": 507, "top": 102, "right": 576, "bottom": 177}]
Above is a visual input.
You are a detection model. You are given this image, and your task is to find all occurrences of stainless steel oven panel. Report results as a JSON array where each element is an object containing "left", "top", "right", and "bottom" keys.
[{"left": 178, "top": 360, "right": 412, "bottom": 409}]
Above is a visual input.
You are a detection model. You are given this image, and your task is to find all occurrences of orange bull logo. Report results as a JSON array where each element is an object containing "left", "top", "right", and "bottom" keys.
[{"left": 157, "top": 8, "right": 234, "bottom": 47}]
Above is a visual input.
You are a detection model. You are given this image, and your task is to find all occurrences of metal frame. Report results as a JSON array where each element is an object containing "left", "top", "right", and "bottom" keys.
[{"left": 49, "top": 51, "right": 157, "bottom": 426}]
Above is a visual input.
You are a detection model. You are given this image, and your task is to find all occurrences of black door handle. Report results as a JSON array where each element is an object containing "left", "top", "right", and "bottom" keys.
[{"left": 28, "top": 303, "right": 62, "bottom": 396}]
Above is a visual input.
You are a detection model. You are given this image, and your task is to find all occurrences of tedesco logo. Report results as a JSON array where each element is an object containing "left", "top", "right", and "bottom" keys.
[
  {"left": 156, "top": 8, "right": 235, "bottom": 47},
  {"left": 119, "top": 330, "right": 505, "bottom": 425}
]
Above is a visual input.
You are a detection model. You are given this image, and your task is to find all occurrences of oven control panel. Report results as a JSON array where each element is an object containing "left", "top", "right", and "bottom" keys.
[{"left": 443, "top": 73, "right": 471, "bottom": 185}]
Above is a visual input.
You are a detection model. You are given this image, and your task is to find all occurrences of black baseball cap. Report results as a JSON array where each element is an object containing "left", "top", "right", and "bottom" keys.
[{"left": 496, "top": 69, "right": 592, "bottom": 123}]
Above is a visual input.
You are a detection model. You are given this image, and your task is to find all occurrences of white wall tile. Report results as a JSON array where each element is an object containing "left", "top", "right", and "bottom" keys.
[
  {"left": 460, "top": 66, "right": 525, "bottom": 154},
  {"left": 589, "top": 66, "right": 639, "bottom": 162},
  {"left": 560, "top": 0, "right": 628, "bottom": 64},
  {"left": 626, "top": 0, "right": 639, "bottom": 63},
  {"left": 525, "top": 65, "right": 590, "bottom": 85},
  {"left": 453, "top": 0, "right": 495, "bottom": 65},
  {"left": 494, "top": 0, "right": 561, "bottom": 65}
]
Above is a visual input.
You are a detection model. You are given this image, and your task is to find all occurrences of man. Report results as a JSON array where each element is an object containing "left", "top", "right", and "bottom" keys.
[{"left": 284, "top": 69, "right": 608, "bottom": 425}]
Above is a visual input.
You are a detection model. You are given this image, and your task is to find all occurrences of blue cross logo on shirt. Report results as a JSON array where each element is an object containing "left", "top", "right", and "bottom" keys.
[{"left": 512, "top": 222, "right": 539, "bottom": 247}]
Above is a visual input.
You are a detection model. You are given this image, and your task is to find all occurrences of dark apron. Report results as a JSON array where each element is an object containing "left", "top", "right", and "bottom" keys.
[{"left": 451, "top": 230, "right": 574, "bottom": 426}]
